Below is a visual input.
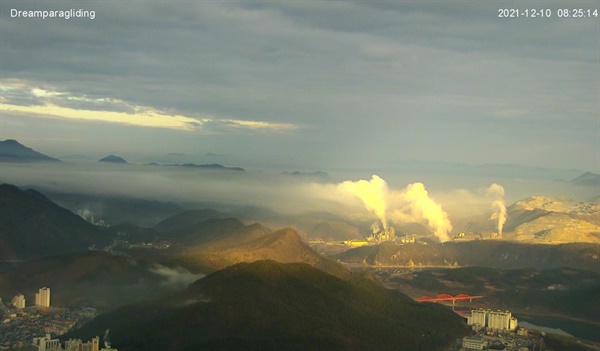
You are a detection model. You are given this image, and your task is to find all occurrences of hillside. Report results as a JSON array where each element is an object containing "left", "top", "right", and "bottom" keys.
[
  {"left": 216, "top": 228, "right": 350, "bottom": 279},
  {"left": 0, "top": 139, "right": 60, "bottom": 162},
  {"left": 164, "top": 217, "right": 247, "bottom": 247},
  {"left": 334, "top": 241, "right": 600, "bottom": 273},
  {"left": 197, "top": 222, "right": 273, "bottom": 251},
  {"left": 154, "top": 209, "right": 224, "bottom": 233},
  {"left": 381, "top": 266, "right": 600, "bottom": 323},
  {"left": 307, "top": 220, "right": 363, "bottom": 241},
  {"left": 504, "top": 196, "right": 600, "bottom": 244},
  {"left": 179, "top": 227, "right": 350, "bottom": 280},
  {"left": 570, "top": 172, "right": 600, "bottom": 187},
  {"left": 64, "top": 260, "right": 469, "bottom": 351},
  {"left": 0, "top": 184, "right": 113, "bottom": 260},
  {"left": 0, "top": 251, "right": 184, "bottom": 309},
  {"left": 109, "top": 222, "right": 162, "bottom": 243},
  {"left": 45, "top": 191, "right": 184, "bottom": 227}
]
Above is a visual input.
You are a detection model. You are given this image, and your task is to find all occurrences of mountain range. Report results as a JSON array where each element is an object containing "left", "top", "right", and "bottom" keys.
[
  {"left": 2, "top": 181, "right": 598, "bottom": 349},
  {"left": 0, "top": 184, "right": 113, "bottom": 260},
  {"left": 63, "top": 260, "right": 469, "bottom": 351},
  {"left": 335, "top": 241, "right": 600, "bottom": 273}
]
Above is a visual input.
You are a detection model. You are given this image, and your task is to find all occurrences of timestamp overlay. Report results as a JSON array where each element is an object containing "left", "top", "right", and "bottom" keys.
[{"left": 498, "top": 7, "right": 598, "bottom": 18}]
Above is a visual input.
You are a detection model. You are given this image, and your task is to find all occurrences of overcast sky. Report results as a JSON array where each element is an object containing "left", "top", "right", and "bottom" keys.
[{"left": 1, "top": 1, "right": 598, "bottom": 171}]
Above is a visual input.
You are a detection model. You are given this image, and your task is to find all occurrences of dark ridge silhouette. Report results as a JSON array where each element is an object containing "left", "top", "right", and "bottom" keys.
[
  {"left": 64, "top": 260, "right": 469, "bottom": 351},
  {"left": 0, "top": 184, "right": 113, "bottom": 260},
  {"left": 0, "top": 139, "right": 60, "bottom": 162},
  {"left": 98, "top": 155, "right": 128, "bottom": 163}
]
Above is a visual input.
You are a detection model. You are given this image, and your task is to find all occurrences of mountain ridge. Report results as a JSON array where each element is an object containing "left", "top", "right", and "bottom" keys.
[
  {"left": 64, "top": 260, "right": 469, "bottom": 351},
  {"left": 0, "top": 139, "right": 60, "bottom": 162},
  {"left": 180, "top": 227, "right": 351, "bottom": 280},
  {"left": 0, "top": 184, "right": 113, "bottom": 260},
  {"left": 334, "top": 241, "right": 600, "bottom": 273}
]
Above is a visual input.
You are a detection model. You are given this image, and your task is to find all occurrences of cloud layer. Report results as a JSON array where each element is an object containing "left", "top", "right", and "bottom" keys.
[
  {"left": 0, "top": 82, "right": 296, "bottom": 132},
  {"left": 0, "top": 1, "right": 597, "bottom": 170}
]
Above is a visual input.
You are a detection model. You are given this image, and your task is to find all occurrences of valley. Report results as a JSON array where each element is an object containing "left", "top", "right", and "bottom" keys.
[
  {"left": 0, "top": 141, "right": 599, "bottom": 351},
  {"left": 1, "top": 181, "right": 599, "bottom": 350}
]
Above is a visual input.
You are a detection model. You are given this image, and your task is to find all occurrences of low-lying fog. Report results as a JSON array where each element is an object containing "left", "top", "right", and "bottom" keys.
[{"left": 1, "top": 161, "right": 597, "bottom": 228}]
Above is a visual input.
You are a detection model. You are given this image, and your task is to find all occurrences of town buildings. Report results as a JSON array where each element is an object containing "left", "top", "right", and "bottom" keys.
[
  {"left": 32, "top": 334, "right": 117, "bottom": 351},
  {"left": 35, "top": 287, "right": 51, "bottom": 308},
  {"left": 466, "top": 308, "right": 518, "bottom": 332},
  {"left": 32, "top": 334, "right": 61, "bottom": 351},
  {"left": 64, "top": 336, "right": 100, "bottom": 351},
  {"left": 462, "top": 335, "right": 487, "bottom": 350}
]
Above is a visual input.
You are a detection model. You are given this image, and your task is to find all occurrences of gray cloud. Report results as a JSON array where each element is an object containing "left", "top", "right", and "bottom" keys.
[{"left": 0, "top": 1, "right": 597, "bottom": 170}]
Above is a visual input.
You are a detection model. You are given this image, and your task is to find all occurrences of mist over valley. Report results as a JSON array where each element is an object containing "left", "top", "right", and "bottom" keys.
[{"left": 1, "top": 140, "right": 599, "bottom": 350}]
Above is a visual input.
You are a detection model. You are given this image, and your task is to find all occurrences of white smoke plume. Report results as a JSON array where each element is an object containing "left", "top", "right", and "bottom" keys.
[
  {"left": 338, "top": 175, "right": 453, "bottom": 242},
  {"left": 77, "top": 208, "right": 95, "bottom": 221},
  {"left": 388, "top": 182, "right": 453, "bottom": 242},
  {"left": 486, "top": 183, "right": 507, "bottom": 238},
  {"left": 104, "top": 329, "right": 111, "bottom": 349},
  {"left": 338, "top": 175, "right": 388, "bottom": 231},
  {"left": 77, "top": 208, "right": 108, "bottom": 227}
]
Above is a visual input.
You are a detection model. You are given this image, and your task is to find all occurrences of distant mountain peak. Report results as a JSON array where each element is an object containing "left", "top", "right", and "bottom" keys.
[
  {"left": 0, "top": 139, "right": 60, "bottom": 162},
  {"left": 99, "top": 155, "right": 128, "bottom": 163},
  {"left": 2, "top": 139, "right": 21, "bottom": 145},
  {"left": 180, "top": 163, "right": 245, "bottom": 171},
  {"left": 282, "top": 170, "right": 329, "bottom": 180},
  {"left": 570, "top": 171, "right": 600, "bottom": 187}
]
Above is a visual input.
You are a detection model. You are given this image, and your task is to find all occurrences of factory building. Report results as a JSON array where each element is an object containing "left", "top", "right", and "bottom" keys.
[
  {"left": 466, "top": 308, "right": 518, "bottom": 332},
  {"left": 35, "top": 287, "right": 51, "bottom": 308},
  {"left": 12, "top": 293, "right": 25, "bottom": 309}
]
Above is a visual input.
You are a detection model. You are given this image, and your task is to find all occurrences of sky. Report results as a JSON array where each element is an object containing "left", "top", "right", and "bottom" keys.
[{"left": 1, "top": 1, "right": 599, "bottom": 171}]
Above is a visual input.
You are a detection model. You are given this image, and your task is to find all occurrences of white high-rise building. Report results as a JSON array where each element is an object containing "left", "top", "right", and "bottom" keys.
[
  {"left": 467, "top": 308, "right": 488, "bottom": 328},
  {"left": 467, "top": 308, "right": 518, "bottom": 332},
  {"left": 488, "top": 310, "right": 510, "bottom": 330},
  {"left": 510, "top": 317, "right": 518, "bottom": 331},
  {"left": 35, "top": 287, "right": 51, "bottom": 308},
  {"left": 488, "top": 310, "right": 518, "bottom": 331},
  {"left": 12, "top": 293, "right": 25, "bottom": 309},
  {"left": 64, "top": 339, "right": 82, "bottom": 351}
]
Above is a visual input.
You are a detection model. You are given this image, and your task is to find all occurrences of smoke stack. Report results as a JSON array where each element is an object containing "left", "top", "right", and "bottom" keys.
[
  {"left": 103, "top": 329, "right": 111, "bottom": 349},
  {"left": 486, "top": 184, "right": 507, "bottom": 238}
]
